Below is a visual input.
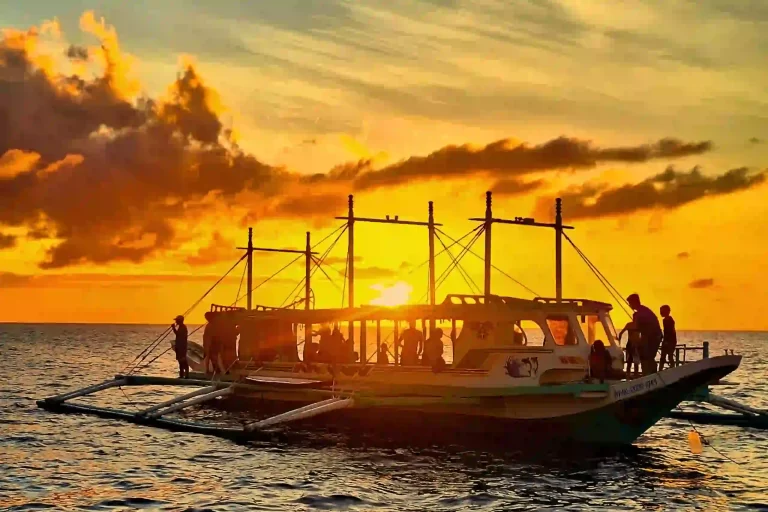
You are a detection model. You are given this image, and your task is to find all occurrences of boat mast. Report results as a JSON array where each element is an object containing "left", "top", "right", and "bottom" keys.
[
  {"left": 469, "top": 193, "right": 573, "bottom": 299},
  {"left": 428, "top": 201, "right": 436, "bottom": 331},
  {"left": 305, "top": 231, "right": 312, "bottom": 341},
  {"left": 238, "top": 233, "right": 317, "bottom": 310},
  {"left": 555, "top": 198, "right": 563, "bottom": 302},
  {"left": 347, "top": 195, "right": 355, "bottom": 342},
  {"left": 247, "top": 227, "right": 253, "bottom": 310},
  {"left": 484, "top": 191, "right": 492, "bottom": 298},
  {"left": 335, "top": 196, "right": 441, "bottom": 332}
]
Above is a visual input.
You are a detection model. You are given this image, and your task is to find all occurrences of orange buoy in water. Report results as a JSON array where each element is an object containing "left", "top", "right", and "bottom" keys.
[{"left": 688, "top": 430, "right": 703, "bottom": 454}]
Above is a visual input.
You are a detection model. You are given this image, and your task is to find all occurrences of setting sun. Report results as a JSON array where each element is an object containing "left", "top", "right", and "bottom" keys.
[{"left": 369, "top": 281, "right": 413, "bottom": 307}]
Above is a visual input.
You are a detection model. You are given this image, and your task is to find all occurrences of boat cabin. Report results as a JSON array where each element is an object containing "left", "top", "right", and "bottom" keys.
[{"left": 200, "top": 294, "right": 624, "bottom": 382}]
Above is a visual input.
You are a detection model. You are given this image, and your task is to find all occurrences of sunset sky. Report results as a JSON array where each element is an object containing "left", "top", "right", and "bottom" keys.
[{"left": 0, "top": 1, "right": 766, "bottom": 329}]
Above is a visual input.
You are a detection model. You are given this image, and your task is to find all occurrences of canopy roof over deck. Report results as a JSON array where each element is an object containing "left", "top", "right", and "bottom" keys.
[{"left": 209, "top": 294, "right": 613, "bottom": 325}]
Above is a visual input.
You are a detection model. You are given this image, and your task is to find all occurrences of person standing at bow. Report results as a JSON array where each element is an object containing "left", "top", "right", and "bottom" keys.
[
  {"left": 626, "top": 294, "right": 663, "bottom": 375},
  {"left": 171, "top": 315, "right": 189, "bottom": 379}
]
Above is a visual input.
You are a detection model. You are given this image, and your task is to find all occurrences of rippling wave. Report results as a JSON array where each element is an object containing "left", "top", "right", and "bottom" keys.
[{"left": 1, "top": 325, "right": 767, "bottom": 510}]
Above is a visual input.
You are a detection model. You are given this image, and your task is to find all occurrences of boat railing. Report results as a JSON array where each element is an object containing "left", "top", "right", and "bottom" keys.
[
  {"left": 210, "top": 304, "right": 246, "bottom": 312},
  {"left": 623, "top": 341, "right": 711, "bottom": 368}
]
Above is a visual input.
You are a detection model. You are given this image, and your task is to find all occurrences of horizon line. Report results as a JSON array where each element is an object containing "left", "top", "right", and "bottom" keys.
[{"left": 0, "top": 321, "right": 766, "bottom": 334}]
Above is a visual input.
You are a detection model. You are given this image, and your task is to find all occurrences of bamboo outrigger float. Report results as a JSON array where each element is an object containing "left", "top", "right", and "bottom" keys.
[{"left": 37, "top": 193, "right": 764, "bottom": 447}]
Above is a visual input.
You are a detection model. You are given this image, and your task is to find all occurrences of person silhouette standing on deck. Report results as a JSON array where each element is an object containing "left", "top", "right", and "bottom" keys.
[
  {"left": 171, "top": 315, "right": 189, "bottom": 379},
  {"left": 658, "top": 305, "right": 678, "bottom": 371},
  {"left": 399, "top": 320, "right": 423, "bottom": 366},
  {"left": 627, "top": 294, "right": 663, "bottom": 375}
]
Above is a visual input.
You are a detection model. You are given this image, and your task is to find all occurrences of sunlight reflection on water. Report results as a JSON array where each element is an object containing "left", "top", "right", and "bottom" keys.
[{"left": 1, "top": 324, "right": 767, "bottom": 510}]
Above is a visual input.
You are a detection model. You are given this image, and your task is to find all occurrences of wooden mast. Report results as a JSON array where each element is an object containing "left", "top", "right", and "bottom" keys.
[
  {"left": 428, "top": 201, "right": 436, "bottom": 331},
  {"left": 484, "top": 191, "right": 492, "bottom": 298},
  {"left": 555, "top": 198, "right": 563, "bottom": 302},
  {"left": 335, "top": 197, "right": 441, "bottom": 336},
  {"left": 246, "top": 227, "right": 253, "bottom": 310},
  {"left": 305, "top": 231, "right": 311, "bottom": 346},
  {"left": 347, "top": 195, "right": 355, "bottom": 343},
  {"left": 238, "top": 234, "right": 317, "bottom": 310},
  {"left": 470, "top": 197, "right": 573, "bottom": 299}
]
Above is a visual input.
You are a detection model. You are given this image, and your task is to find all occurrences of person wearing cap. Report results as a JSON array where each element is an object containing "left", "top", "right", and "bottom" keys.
[
  {"left": 626, "top": 293, "right": 662, "bottom": 375},
  {"left": 171, "top": 315, "right": 189, "bottom": 378}
]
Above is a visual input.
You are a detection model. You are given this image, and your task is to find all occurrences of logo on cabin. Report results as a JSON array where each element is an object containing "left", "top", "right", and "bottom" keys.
[{"left": 504, "top": 356, "right": 538, "bottom": 378}]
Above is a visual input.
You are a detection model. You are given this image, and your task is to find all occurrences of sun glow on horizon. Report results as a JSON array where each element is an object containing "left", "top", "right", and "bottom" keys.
[{"left": 369, "top": 281, "right": 413, "bottom": 307}]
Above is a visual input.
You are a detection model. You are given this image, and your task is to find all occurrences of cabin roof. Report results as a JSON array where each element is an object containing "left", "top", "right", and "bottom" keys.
[{"left": 212, "top": 294, "right": 612, "bottom": 323}]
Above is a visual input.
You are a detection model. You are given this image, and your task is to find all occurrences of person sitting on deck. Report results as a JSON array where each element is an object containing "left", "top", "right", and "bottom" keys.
[
  {"left": 422, "top": 328, "right": 444, "bottom": 367},
  {"left": 331, "top": 324, "right": 346, "bottom": 363},
  {"left": 314, "top": 325, "right": 333, "bottom": 362},
  {"left": 343, "top": 336, "right": 358, "bottom": 363},
  {"left": 378, "top": 343, "right": 390, "bottom": 365},
  {"left": 399, "top": 320, "right": 423, "bottom": 366},
  {"left": 658, "top": 305, "right": 678, "bottom": 371},
  {"left": 618, "top": 321, "right": 641, "bottom": 379},
  {"left": 588, "top": 340, "right": 612, "bottom": 383},
  {"left": 171, "top": 315, "right": 189, "bottom": 379},
  {"left": 303, "top": 338, "right": 319, "bottom": 362}
]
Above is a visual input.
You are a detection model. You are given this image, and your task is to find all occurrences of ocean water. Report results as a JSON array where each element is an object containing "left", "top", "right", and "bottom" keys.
[{"left": 1, "top": 324, "right": 767, "bottom": 511}]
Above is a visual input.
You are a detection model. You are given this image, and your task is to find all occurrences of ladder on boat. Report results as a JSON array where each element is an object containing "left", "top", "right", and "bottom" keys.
[{"left": 37, "top": 374, "right": 355, "bottom": 440}]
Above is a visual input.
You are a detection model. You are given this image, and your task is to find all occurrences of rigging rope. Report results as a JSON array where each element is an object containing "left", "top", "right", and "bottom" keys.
[
  {"left": 435, "top": 227, "right": 540, "bottom": 297},
  {"left": 280, "top": 224, "right": 348, "bottom": 308},
  {"left": 128, "top": 224, "right": 348, "bottom": 374},
  {"left": 235, "top": 256, "right": 247, "bottom": 306},
  {"left": 122, "top": 253, "right": 247, "bottom": 374},
  {"left": 562, "top": 232, "right": 632, "bottom": 319},
  {"left": 232, "top": 223, "right": 347, "bottom": 305},
  {"left": 311, "top": 255, "right": 342, "bottom": 292},
  {"left": 434, "top": 230, "right": 482, "bottom": 295},
  {"left": 406, "top": 224, "right": 484, "bottom": 278},
  {"left": 421, "top": 226, "right": 485, "bottom": 302}
]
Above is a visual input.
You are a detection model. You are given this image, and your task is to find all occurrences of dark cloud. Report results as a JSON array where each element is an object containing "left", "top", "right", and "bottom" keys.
[
  {"left": 351, "top": 137, "right": 712, "bottom": 191},
  {"left": 0, "top": 232, "right": 16, "bottom": 249},
  {"left": 0, "top": 22, "right": 297, "bottom": 269},
  {"left": 689, "top": 278, "right": 714, "bottom": 289},
  {"left": 65, "top": 44, "right": 89, "bottom": 61},
  {"left": 0, "top": 16, "right": 728, "bottom": 272},
  {"left": 676, "top": 251, "right": 690, "bottom": 259},
  {"left": 537, "top": 166, "right": 766, "bottom": 220},
  {"left": 492, "top": 178, "right": 546, "bottom": 196}
]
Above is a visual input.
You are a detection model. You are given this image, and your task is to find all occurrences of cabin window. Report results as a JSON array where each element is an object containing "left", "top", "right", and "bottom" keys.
[
  {"left": 495, "top": 320, "right": 545, "bottom": 346},
  {"left": 546, "top": 315, "right": 579, "bottom": 346},
  {"left": 578, "top": 314, "right": 612, "bottom": 346},
  {"left": 519, "top": 320, "right": 546, "bottom": 346}
]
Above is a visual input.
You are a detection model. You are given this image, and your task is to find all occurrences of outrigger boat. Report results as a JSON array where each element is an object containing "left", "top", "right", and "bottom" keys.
[{"left": 38, "top": 193, "right": 743, "bottom": 447}]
